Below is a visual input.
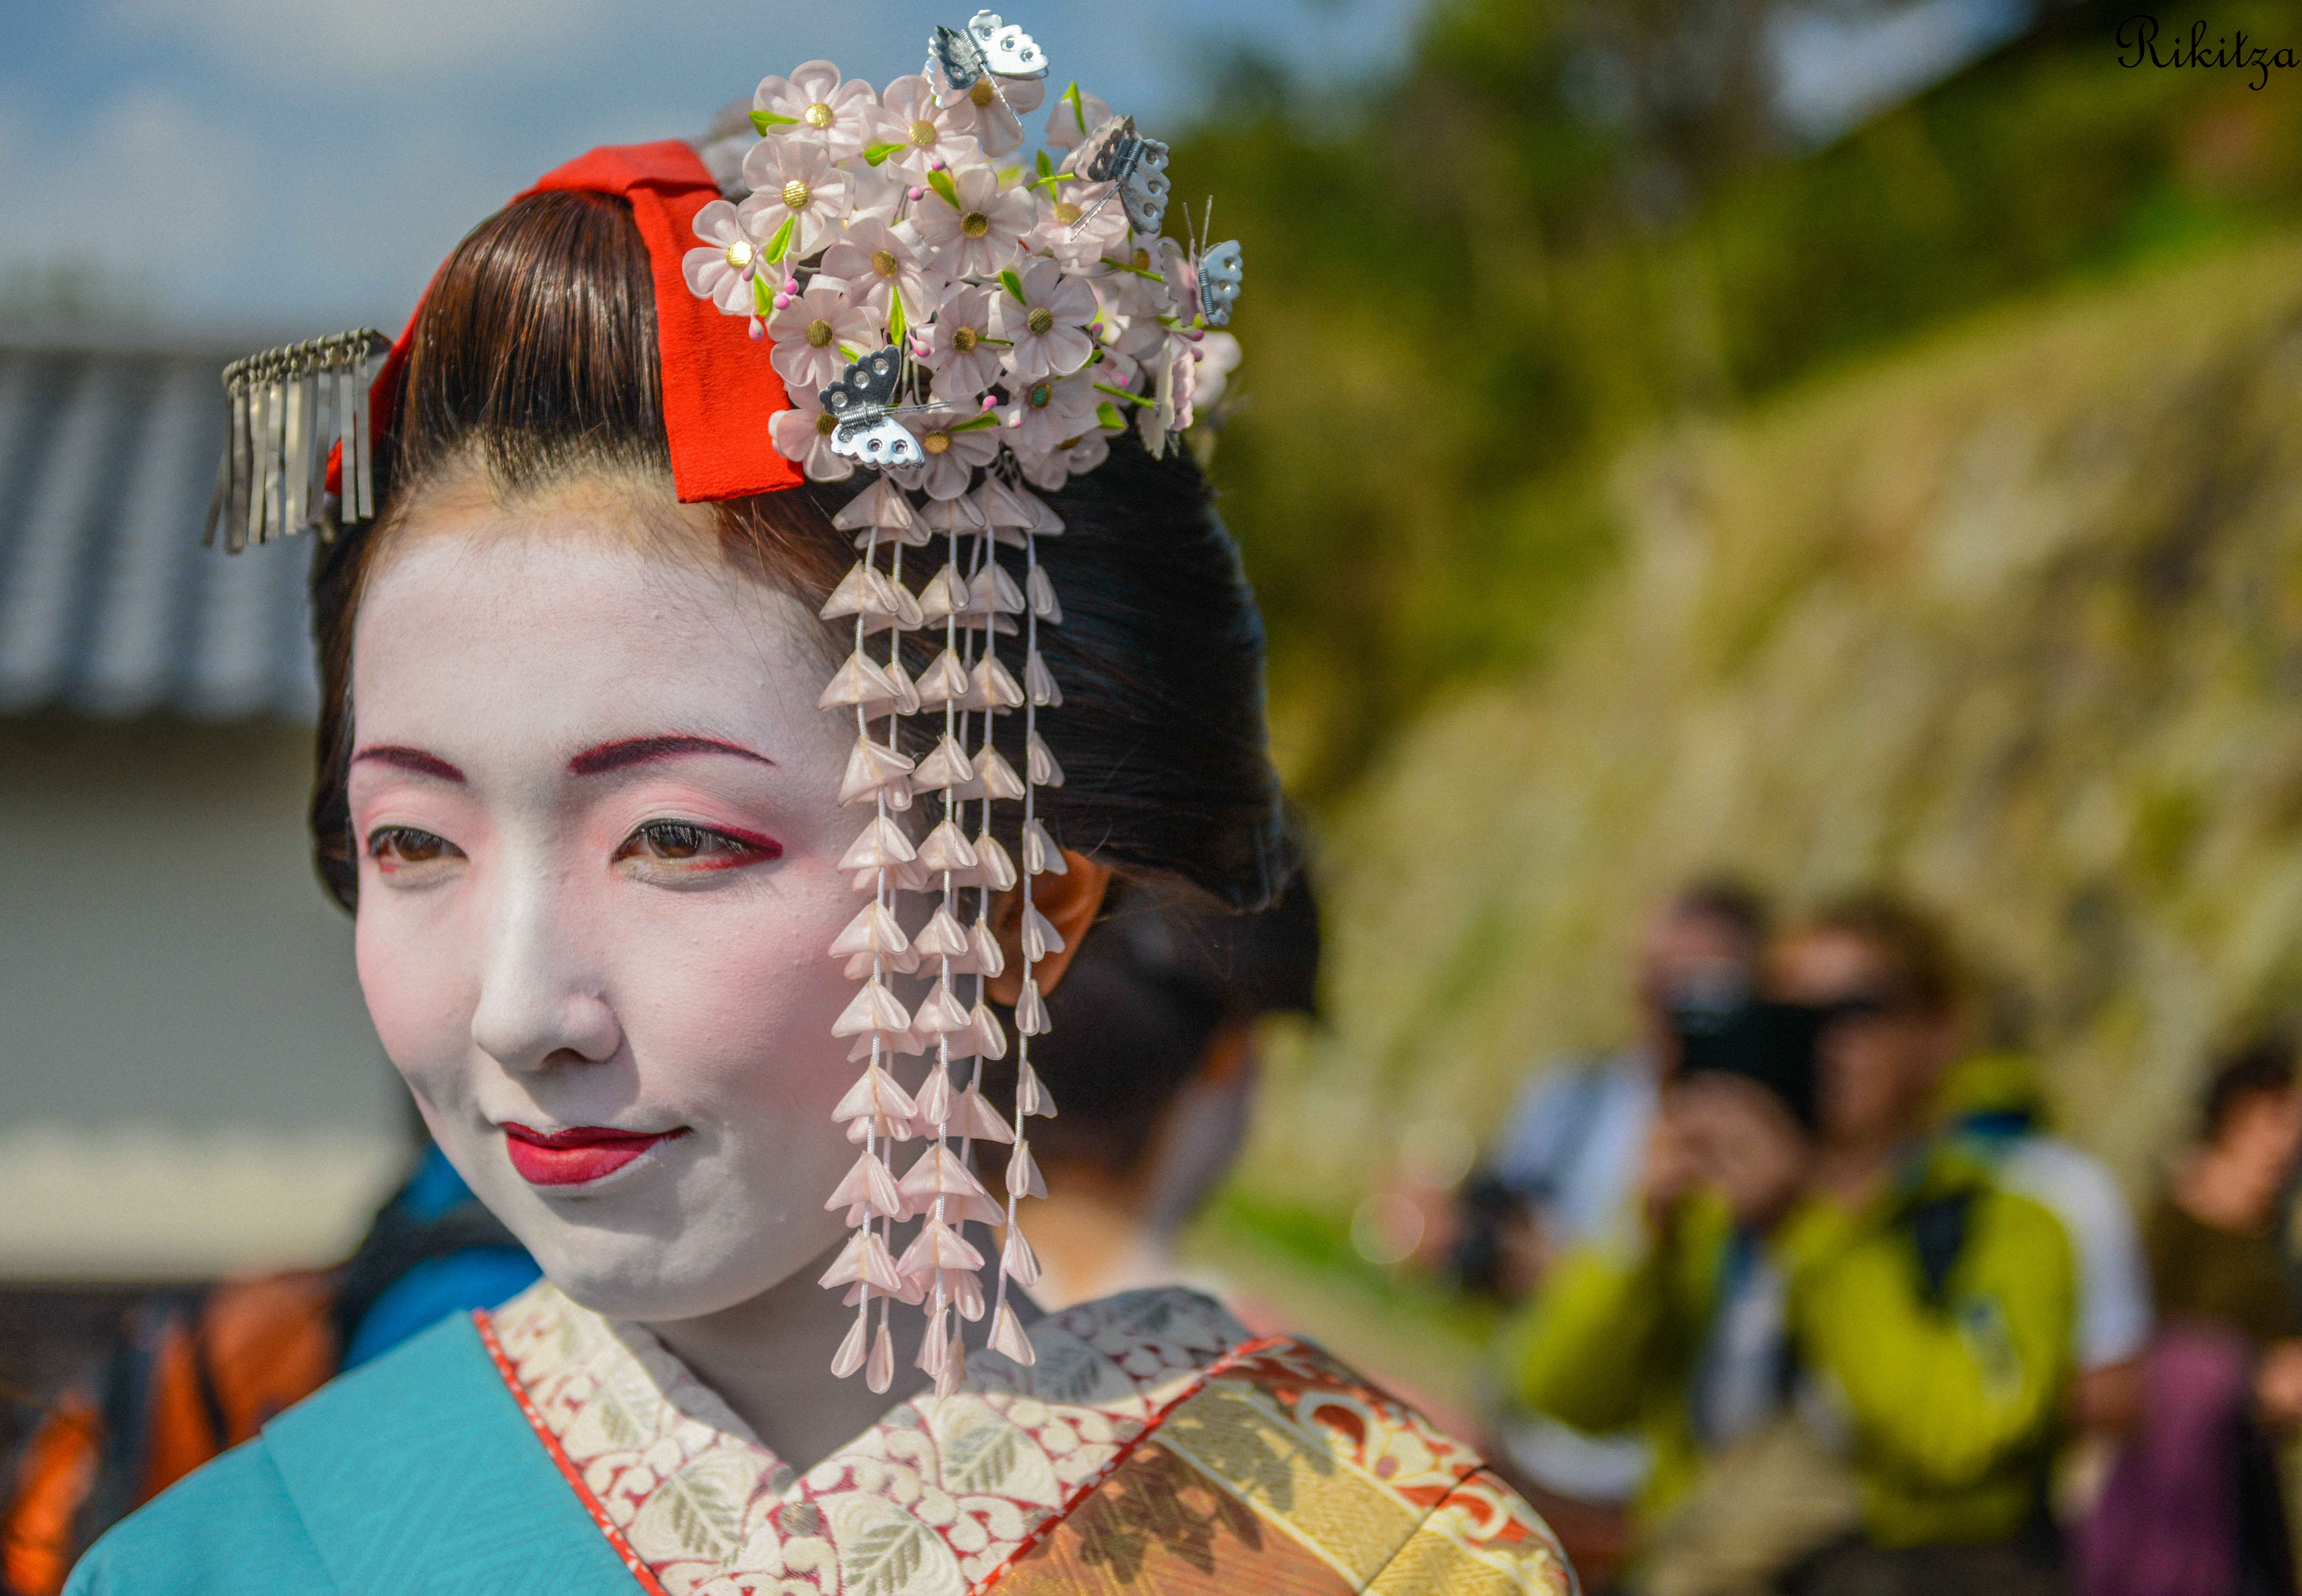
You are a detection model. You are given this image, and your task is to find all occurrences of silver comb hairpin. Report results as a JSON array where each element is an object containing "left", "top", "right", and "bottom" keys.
[{"left": 205, "top": 329, "right": 389, "bottom": 553}]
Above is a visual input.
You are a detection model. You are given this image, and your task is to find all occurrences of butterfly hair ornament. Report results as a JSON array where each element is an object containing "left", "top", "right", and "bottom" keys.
[{"left": 201, "top": 9, "right": 1242, "bottom": 1401}]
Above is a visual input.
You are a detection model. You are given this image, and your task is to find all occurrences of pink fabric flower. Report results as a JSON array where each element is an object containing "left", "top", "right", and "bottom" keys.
[
  {"left": 682, "top": 199, "right": 762, "bottom": 316},
  {"left": 1091, "top": 235, "right": 1174, "bottom": 322},
  {"left": 912, "top": 165, "right": 1034, "bottom": 279},
  {"left": 821, "top": 218, "right": 934, "bottom": 324},
  {"left": 1016, "top": 427, "right": 1111, "bottom": 492},
  {"left": 991, "top": 257, "right": 1098, "bottom": 382},
  {"left": 1001, "top": 369, "right": 1099, "bottom": 454},
  {"left": 767, "top": 275, "right": 876, "bottom": 393},
  {"left": 770, "top": 386, "right": 857, "bottom": 481},
  {"left": 1193, "top": 330, "right": 1242, "bottom": 415},
  {"left": 1034, "top": 174, "right": 1132, "bottom": 268},
  {"left": 1044, "top": 86, "right": 1111, "bottom": 153},
  {"left": 924, "top": 284, "right": 1003, "bottom": 404},
  {"left": 866, "top": 75, "right": 980, "bottom": 176},
  {"left": 932, "top": 67, "right": 1046, "bottom": 158},
  {"left": 737, "top": 139, "right": 852, "bottom": 261},
  {"left": 902, "top": 409, "right": 1002, "bottom": 499},
  {"left": 754, "top": 61, "right": 878, "bottom": 162}
]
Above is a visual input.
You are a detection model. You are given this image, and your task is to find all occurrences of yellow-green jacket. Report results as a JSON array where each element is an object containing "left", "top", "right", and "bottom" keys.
[{"left": 1497, "top": 1143, "right": 2075, "bottom": 1548}]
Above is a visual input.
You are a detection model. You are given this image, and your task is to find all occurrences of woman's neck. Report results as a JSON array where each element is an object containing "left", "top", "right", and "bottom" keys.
[{"left": 637, "top": 1232, "right": 933, "bottom": 1476}]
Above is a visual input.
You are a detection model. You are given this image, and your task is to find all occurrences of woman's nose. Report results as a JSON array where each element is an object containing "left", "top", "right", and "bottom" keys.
[{"left": 469, "top": 871, "right": 623, "bottom": 1073}]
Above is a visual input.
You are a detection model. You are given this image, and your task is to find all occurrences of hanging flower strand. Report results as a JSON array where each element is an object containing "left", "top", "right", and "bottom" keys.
[{"left": 688, "top": 9, "right": 1245, "bottom": 1385}]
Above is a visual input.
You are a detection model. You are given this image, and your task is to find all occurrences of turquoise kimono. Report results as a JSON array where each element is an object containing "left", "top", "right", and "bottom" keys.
[
  {"left": 69, "top": 1282, "right": 1573, "bottom": 1595},
  {"left": 64, "top": 1312, "right": 630, "bottom": 1594}
]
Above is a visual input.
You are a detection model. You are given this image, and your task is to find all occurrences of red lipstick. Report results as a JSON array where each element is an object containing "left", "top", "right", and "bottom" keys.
[{"left": 502, "top": 1123, "right": 686, "bottom": 1186}]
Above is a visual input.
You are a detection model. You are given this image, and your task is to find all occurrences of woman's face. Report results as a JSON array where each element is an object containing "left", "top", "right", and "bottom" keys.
[{"left": 346, "top": 474, "right": 864, "bottom": 1322}]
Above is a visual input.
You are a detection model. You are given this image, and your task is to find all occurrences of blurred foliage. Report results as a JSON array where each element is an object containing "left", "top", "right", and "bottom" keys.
[
  {"left": 1243, "top": 227, "right": 2302, "bottom": 1217},
  {"left": 1167, "top": 0, "right": 2302, "bottom": 795}
]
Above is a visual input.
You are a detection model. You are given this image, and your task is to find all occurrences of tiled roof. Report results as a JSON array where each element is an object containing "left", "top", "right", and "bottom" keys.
[{"left": 0, "top": 335, "right": 318, "bottom": 721}]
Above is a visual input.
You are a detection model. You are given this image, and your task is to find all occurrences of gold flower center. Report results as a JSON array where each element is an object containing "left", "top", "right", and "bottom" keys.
[
  {"left": 871, "top": 249, "right": 898, "bottom": 279},
  {"left": 724, "top": 238, "right": 754, "bottom": 271},
  {"left": 1028, "top": 382, "right": 1053, "bottom": 409},
  {"left": 960, "top": 210, "right": 990, "bottom": 239},
  {"left": 1027, "top": 306, "right": 1054, "bottom": 335},
  {"left": 952, "top": 325, "right": 980, "bottom": 353},
  {"left": 910, "top": 119, "right": 939, "bottom": 148},
  {"left": 804, "top": 101, "right": 835, "bottom": 129},
  {"left": 969, "top": 78, "right": 996, "bottom": 108},
  {"left": 1131, "top": 247, "right": 1151, "bottom": 271},
  {"left": 1053, "top": 202, "right": 1082, "bottom": 224},
  {"left": 815, "top": 412, "right": 837, "bottom": 436},
  {"left": 806, "top": 319, "right": 834, "bottom": 349},
  {"left": 782, "top": 179, "right": 812, "bottom": 210},
  {"left": 923, "top": 430, "right": 952, "bottom": 456}
]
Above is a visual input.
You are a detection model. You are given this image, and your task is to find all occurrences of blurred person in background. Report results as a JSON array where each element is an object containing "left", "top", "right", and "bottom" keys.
[
  {"left": 1767, "top": 898, "right": 2078, "bottom": 1596},
  {"left": 1447, "top": 883, "right": 1768, "bottom": 1529},
  {"left": 1498, "top": 997, "right": 1849, "bottom": 1595},
  {"left": 2079, "top": 1037, "right": 2302, "bottom": 1596},
  {"left": 1936, "top": 1047, "right": 2152, "bottom": 1449},
  {"left": 2, "top": 1138, "right": 537, "bottom": 1595},
  {"left": 1009, "top": 873, "right": 1320, "bottom": 1310}
]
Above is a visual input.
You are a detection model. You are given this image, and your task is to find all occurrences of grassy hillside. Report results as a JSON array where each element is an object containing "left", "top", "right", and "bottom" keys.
[{"left": 1241, "top": 229, "right": 2302, "bottom": 1212}]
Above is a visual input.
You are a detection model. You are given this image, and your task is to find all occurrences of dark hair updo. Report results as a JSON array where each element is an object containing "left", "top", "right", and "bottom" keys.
[{"left": 306, "top": 188, "right": 1290, "bottom": 919}]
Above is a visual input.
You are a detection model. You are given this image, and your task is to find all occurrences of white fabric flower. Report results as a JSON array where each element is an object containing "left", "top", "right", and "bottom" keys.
[
  {"left": 991, "top": 257, "right": 1098, "bottom": 382},
  {"left": 1002, "top": 368, "right": 1099, "bottom": 453},
  {"left": 821, "top": 218, "right": 934, "bottom": 324},
  {"left": 924, "top": 284, "right": 1003, "bottom": 404},
  {"left": 932, "top": 66, "right": 1047, "bottom": 158},
  {"left": 867, "top": 75, "right": 980, "bottom": 176},
  {"left": 754, "top": 61, "right": 879, "bottom": 161},
  {"left": 913, "top": 165, "right": 1034, "bottom": 279},
  {"left": 902, "top": 409, "right": 1002, "bottom": 499},
  {"left": 844, "top": 155, "right": 907, "bottom": 224},
  {"left": 1044, "top": 85, "right": 1111, "bottom": 153},
  {"left": 682, "top": 199, "right": 763, "bottom": 316},
  {"left": 737, "top": 139, "right": 853, "bottom": 260},
  {"left": 767, "top": 275, "right": 876, "bottom": 393},
  {"left": 770, "top": 386, "right": 857, "bottom": 481}
]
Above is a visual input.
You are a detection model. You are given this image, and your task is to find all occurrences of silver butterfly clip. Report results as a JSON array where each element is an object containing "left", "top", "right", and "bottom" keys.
[
  {"left": 1069, "top": 114, "right": 1170, "bottom": 237},
  {"left": 821, "top": 347, "right": 928, "bottom": 471},
  {"left": 929, "top": 10, "right": 1048, "bottom": 119}
]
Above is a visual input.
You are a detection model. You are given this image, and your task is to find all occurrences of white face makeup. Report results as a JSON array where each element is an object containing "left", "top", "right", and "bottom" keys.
[{"left": 346, "top": 476, "right": 864, "bottom": 1323}]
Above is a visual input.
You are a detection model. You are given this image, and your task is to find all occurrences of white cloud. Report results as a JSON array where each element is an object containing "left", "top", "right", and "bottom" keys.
[{"left": 98, "top": 0, "right": 615, "bottom": 82}]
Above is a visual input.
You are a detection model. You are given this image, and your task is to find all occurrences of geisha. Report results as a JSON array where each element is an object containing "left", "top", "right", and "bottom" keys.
[{"left": 66, "top": 17, "right": 1572, "bottom": 1595}]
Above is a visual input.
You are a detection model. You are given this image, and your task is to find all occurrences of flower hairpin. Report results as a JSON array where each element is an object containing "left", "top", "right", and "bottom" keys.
[{"left": 684, "top": 9, "right": 1243, "bottom": 1397}]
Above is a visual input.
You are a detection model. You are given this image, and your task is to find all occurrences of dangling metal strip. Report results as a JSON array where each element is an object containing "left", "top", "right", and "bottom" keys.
[{"left": 205, "top": 329, "right": 389, "bottom": 552}]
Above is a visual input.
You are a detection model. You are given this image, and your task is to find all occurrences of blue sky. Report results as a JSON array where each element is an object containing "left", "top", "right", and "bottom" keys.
[
  {"left": 1, "top": 0, "right": 2026, "bottom": 338},
  {"left": 0, "top": 0, "right": 1420, "bottom": 336}
]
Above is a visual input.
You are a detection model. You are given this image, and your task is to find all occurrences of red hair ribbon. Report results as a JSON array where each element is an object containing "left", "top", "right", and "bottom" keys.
[{"left": 328, "top": 140, "right": 802, "bottom": 505}]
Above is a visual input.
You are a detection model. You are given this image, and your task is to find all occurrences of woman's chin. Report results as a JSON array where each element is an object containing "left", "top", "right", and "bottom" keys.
[{"left": 527, "top": 1230, "right": 836, "bottom": 1326}]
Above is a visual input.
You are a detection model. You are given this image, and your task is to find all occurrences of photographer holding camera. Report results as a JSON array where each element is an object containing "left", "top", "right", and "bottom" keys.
[{"left": 1500, "top": 899, "right": 2083, "bottom": 1596}]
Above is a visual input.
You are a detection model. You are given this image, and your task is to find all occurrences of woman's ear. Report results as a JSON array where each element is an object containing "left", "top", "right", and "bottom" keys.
[{"left": 985, "top": 850, "right": 1112, "bottom": 1004}]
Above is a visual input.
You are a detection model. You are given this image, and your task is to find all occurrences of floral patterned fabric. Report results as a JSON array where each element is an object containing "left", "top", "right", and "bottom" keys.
[{"left": 482, "top": 1280, "right": 1573, "bottom": 1595}]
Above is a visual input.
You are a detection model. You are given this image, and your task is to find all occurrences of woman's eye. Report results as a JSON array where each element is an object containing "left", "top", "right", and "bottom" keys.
[
  {"left": 367, "top": 826, "right": 463, "bottom": 873},
  {"left": 614, "top": 820, "right": 781, "bottom": 872}
]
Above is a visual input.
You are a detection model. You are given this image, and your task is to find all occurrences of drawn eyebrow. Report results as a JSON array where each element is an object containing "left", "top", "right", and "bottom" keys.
[
  {"left": 567, "top": 735, "right": 776, "bottom": 777},
  {"left": 350, "top": 745, "right": 467, "bottom": 782}
]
